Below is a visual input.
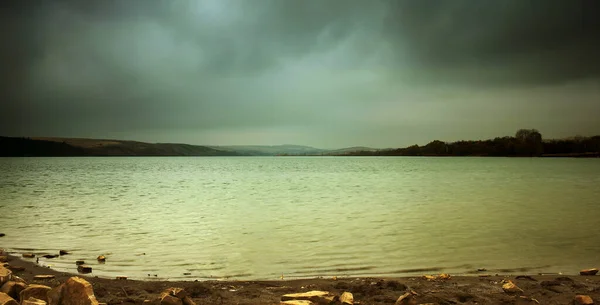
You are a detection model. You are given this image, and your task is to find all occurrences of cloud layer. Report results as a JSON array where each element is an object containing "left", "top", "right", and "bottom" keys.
[{"left": 1, "top": 0, "right": 599, "bottom": 147}]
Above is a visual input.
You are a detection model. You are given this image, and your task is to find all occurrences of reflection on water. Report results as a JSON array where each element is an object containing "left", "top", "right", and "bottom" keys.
[{"left": 1, "top": 157, "right": 599, "bottom": 280}]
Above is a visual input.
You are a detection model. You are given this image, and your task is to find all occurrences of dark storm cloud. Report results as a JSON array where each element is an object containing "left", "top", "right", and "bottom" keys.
[{"left": 1, "top": 0, "right": 599, "bottom": 147}]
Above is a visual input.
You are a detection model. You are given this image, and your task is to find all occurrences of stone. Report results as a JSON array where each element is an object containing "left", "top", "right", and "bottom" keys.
[
  {"left": 580, "top": 269, "right": 599, "bottom": 276},
  {"left": 281, "top": 291, "right": 336, "bottom": 304},
  {"left": 75, "top": 261, "right": 85, "bottom": 266},
  {"left": 182, "top": 296, "right": 196, "bottom": 305},
  {"left": 96, "top": 256, "right": 106, "bottom": 263},
  {"left": 280, "top": 301, "right": 313, "bottom": 305},
  {"left": 0, "top": 234, "right": 5, "bottom": 237},
  {"left": 20, "top": 285, "right": 51, "bottom": 303},
  {"left": 0, "top": 292, "right": 18, "bottom": 305},
  {"left": 59, "top": 250, "right": 70, "bottom": 256},
  {"left": 0, "top": 281, "right": 27, "bottom": 301},
  {"left": 51, "top": 276, "right": 99, "bottom": 305},
  {"left": 0, "top": 257, "right": 8, "bottom": 263},
  {"left": 339, "top": 292, "right": 353, "bottom": 304},
  {"left": 116, "top": 276, "right": 127, "bottom": 280},
  {"left": 0, "top": 266, "right": 11, "bottom": 286},
  {"left": 159, "top": 294, "right": 182, "bottom": 305},
  {"left": 22, "top": 297, "right": 46, "bottom": 305},
  {"left": 163, "top": 288, "right": 187, "bottom": 299},
  {"left": 395, "top": 291, "right": 418, "bottom": 305},
  {"left": 77, "top": 265, "right": 92, "bottom": 274},
  {"left": 41, "top": 255, "right": 58, "bottom": 259},
  {"left": 33, "top": 275, "right": 55, "bottom": 280},
  {"left": 573, "top": 295, "right": 594, "bottom": 305},
  {"left": 502, "top": 280, "right": 524, "bottom": 294},
  {"left": 22, "top": 254, "right": 35, "bottom": 259},
  {"left": 422, "top": 273, "right": 450, "bottom": 281}
]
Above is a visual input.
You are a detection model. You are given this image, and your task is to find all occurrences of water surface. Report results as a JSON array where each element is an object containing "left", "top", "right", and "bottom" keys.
[{"left": 1, "top": 157, "right": 599, "bottom": 280}]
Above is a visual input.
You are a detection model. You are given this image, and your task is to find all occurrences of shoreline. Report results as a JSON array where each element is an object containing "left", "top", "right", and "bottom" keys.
[{"left": 2, "top": 252, "right": 599, "bottom": 304}]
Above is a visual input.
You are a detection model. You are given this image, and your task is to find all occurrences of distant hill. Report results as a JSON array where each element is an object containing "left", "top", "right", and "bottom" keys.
[
  {"left": 211, "top": 144, "right": 327, "bottom": 156},
  {"left": 0, "top": 137, "right": 240, "bottom": 157}
]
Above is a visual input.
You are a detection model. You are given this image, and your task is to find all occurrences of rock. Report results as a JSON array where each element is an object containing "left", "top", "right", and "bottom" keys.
[
  {"left": 20, "top": 285, "right": 51, "bottom": 303},
  {"left": 0, "top": 257, "right": 8, "bottom": 263},
  {"left": 0, "top": 281, "right": 27, "bottom": 301},
  {"left": 477, "top": 268, "right": 487, "bottom": 272},
  {"left": 116, "top": 276, "right": 127, "bottom": 280},
  {"left": 33, "top": 275, "right": 55, "bottom": 280},
  {"left": 395, "top": 290, "right": 418, "bottom": 305},
  {"left": 573, "top": 295, "right": 594, "bottom": 305},
  {"left": 159, "top": 294, "right": 182, "bottom": 305},
  {"left": 515, "top": 275, "right": 537, "bottom": 281},
  {"left": 339, "top": 292, "right": 353, "bottom": 304},
  {"left": 75, "top": 261, "right": 85, "bottom": 266},
  {"left": 22, "top": 254, "right": 35, "bottom": 259},
  {"left": 580, "top": 269, "right": 598, "bottom": 276},
  {"left": 0, "top": 266, "right": 11, "bottom": 286},
  {"left": 59, "top": 250, "right": 69, "bottom": 256},
  {"left": 163, "top": 288, "right": 187, "bottom": 299},
  {"left": 0, "top": 292, "right": 18, "bottom": 305},
  {"left": 96, "top": 256, "right": 106, "bottom": 263},
  {"left": 41, "top": 255, "right": 58, "bottom": 259},
  {"left": 280, "top": 301, "right": 313, "bottom": 305},
  {"left": 182, "top": 296, "right": 196, "bottom": 305},
  {"left": 502, "top": 280, "right": 524, "bottom": 294},
  {"left": 22, "top": 297, "right": 46, "bottom": 305},
  {"left": 49, "top": 276, "right": 99, "bottom": 305},
  {"left": 281, "top": 291, "right": 336, "bottom": 304},
  {"left": 77, "top": 265, "right": 92, "bottom": 274},
  {"left": 422, "top": 273, "right": 450, "bottom": 281}
]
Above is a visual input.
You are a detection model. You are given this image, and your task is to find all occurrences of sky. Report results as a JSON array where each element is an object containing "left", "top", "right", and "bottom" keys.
[{"left": 1, "top": 0, "right": 599, "bottom": 149}]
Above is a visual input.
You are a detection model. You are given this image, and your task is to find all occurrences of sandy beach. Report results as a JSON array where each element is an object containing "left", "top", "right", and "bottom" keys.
[{"left": 1, "top": 250, "right": 599, "bottom": 305}]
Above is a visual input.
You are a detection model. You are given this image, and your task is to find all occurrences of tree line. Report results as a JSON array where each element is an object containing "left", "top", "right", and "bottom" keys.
[{"left": 339, "top": 129, "right": 600, "bottom": 157}]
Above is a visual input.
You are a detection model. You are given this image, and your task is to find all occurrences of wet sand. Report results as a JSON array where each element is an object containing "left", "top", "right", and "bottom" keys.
[{"left": 2, "top": 253, "right": 599, "bottom": 304}]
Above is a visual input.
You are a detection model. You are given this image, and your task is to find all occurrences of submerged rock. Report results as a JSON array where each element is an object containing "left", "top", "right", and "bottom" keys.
[
  {"left": 22, "top": 254, "right": 35, "bottom": 259},
  {"left": 75, "top": 261, "right": 85, "bottom": 266},
  {"left": 96, "top": 256, "right": 106, "bottom": 263},
  {"left": 77, "top": 265, "right": 92, "bottom": 274},
  {"left": 59, "top": 250, "right": 70, "bottom": 256},
  {"left": 41, "top": 255, "right": 58, "bottom": 259}
]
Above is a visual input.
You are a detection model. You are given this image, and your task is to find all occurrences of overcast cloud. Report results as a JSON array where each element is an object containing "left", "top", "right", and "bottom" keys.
[{"left": 1, "top": 0, "right": 599, "bottom": 148}]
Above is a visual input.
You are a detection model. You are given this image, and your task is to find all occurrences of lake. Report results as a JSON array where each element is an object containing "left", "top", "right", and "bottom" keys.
[{"left": 0, "top": 157, "right": 599, "bottom": 280}]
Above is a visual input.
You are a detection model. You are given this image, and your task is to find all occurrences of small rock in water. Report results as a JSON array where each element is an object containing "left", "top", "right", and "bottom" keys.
[
  {"left": 97, "top": 255, "right": 106, "bottom": 263},
  {"left": 22, "top": 253, "right": 35, "bottom": 259},
  {"left": 75, "top": 260, "right": 85, "bottom": 266},
  {"left": 183, "top": 273, "right": 191, "bottom": 276},
  {"left": 580, "top": 268, "right": 598, "bottom": 276},
  {"left": 477, "top": 268, "right": 487, "bottom": 272},
  {"left": 77, "top": 265, "right": 92, "bottom": 274},
  {"left": 0, "top": 234, "right": 5, "bottom": 237},
  {"left": 573, "top": 295, "right": 594, "bottom": 305},
  {"left": 116, "top": 276, "right": 127, "bottom": 280},
  {"left": 59, "top": 250, "right": 70, "bottom": 256},
  {"left": 42, "top": 254, "right": 58, "bottom": 259}
]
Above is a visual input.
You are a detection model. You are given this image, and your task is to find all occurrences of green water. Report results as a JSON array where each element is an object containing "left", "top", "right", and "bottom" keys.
[{"left": 0, "top": 157, "right": 599, "bottom": 280}]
